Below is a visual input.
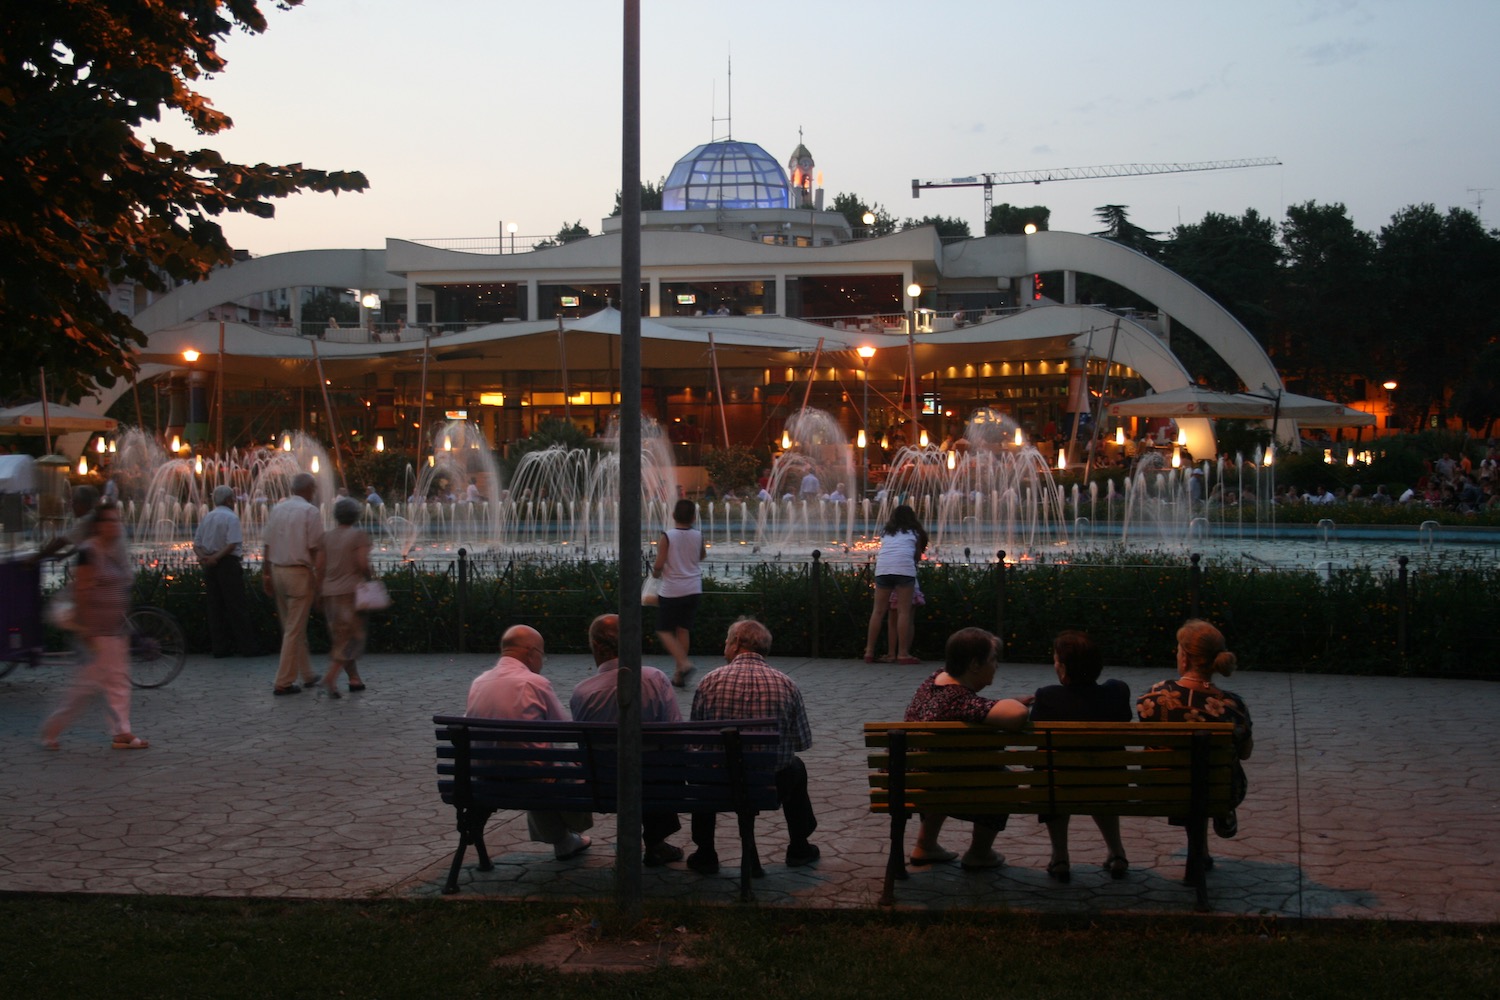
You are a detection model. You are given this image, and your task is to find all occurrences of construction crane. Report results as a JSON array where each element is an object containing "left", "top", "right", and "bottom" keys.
[{"left": 912, "top": 157, "right": 1282, "bottom": 218}]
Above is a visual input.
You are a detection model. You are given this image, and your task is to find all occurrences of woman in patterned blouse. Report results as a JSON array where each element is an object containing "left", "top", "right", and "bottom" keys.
[
  {"left": 903, "top": 627, "right": 1031, "bottom": 870},
  {"left": 1136, "top": 619, "right": 1253, "bottom": 838}
]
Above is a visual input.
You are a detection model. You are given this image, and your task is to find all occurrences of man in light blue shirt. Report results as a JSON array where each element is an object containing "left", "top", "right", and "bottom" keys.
[
  {"left": 193, "top": 485, "right": 257, "bottom": 657},
  {"left": 569, "top": 613, "right": 685, "bottom": 866}
]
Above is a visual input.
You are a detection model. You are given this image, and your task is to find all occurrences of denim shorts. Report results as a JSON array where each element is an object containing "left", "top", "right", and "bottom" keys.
[{"left": 875, "top": 574, "right": 916, "bottom": 589}]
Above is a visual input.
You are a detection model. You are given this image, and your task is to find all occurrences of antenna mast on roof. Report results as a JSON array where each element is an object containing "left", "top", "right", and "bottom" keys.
[{"left": 710, "top": 51, "right": 732, "bottom": 142}]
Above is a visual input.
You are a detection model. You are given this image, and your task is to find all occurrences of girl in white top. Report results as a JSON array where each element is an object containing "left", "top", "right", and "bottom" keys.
[
  {"left": 862, "top": 504, "right": 929, "bottom": 665},
  {"left": 652, "top": 498, "right": 706, "bottom": 686}
]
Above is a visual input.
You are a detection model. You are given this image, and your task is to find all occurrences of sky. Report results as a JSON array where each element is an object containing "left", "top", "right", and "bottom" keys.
[{"left": 143, "top": 0, "right": 1500, "bottom": 256}]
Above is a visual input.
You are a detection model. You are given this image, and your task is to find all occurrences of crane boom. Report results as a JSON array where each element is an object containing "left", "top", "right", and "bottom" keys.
[{"left": 912, "top": 157, "right": 1282, "bottom": 217}]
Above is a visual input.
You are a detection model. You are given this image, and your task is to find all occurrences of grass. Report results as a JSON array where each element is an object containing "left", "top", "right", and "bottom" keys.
[{"left": 0, "top": 894, "right": 1493, "bottom": 999}]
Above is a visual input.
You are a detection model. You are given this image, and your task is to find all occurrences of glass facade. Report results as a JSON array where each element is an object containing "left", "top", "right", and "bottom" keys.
[
  {"left": 663, "top": 141, "right": 791, "bottom": 211},
  {"left": 660, "top": 280, "right": 773, "bottom": 317}
]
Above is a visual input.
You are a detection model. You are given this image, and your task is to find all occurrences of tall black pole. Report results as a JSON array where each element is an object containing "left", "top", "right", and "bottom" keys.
[{"left": 615, "top": 0, "right": 644, "bottom": 918}]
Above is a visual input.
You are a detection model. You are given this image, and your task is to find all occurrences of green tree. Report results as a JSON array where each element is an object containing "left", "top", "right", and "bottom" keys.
[
  {"left": 1376, "top": 204, "right": 1500, "bottom": 428},
  {"left": 900, "top": 215, "right": 971, "bottom": 240},
  {"left": 1155, "top": 209, "right": 1284, "bottom": 389},
  {"left": 299, "top": 290, "right": 358, "bottom": 328},
  {"left": 1075, "top": 205, "right": 1159, "bottom": 313},
  {"left": 830, "top": 193, "right": 897, "bottom": 236},
  {"left": 986, "top": 203, "right": 1050, "bottom": 236},
  {"left": 1275, "top": 201, "right": 1379, "bottom": 400},
  {"left": 1451, "top": 342, "right": 1500, "bottom": 436},
  {"left": 533, "top": 220, "right": 591, "bottom": 249},
  {"left": 1092, "top": 205, "right": 1161, "bottom": 257},
  {"left": 611, "top": 177, "right": 665, "bottom": 215},
  {"left": 0, "top": 0, "right": 367, "bottom": 403}
]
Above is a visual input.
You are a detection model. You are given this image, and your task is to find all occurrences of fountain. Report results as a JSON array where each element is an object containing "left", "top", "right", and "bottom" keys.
[{"left": 84, "top": 410, "right": 1497, "bottom": 574}]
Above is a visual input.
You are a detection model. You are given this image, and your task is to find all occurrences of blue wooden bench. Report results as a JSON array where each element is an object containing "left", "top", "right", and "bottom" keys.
[{"left": 434, "top": 715, "right": 781, "bottom": 899}]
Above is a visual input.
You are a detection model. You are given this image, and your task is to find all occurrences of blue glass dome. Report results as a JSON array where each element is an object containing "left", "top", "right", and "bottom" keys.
[{"left": 663, "top": 141, "right": 790, "bottom": 211}]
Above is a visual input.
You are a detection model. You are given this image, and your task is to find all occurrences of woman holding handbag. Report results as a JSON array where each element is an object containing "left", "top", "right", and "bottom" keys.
[{"left": 317, "top": 496, "right": 373, "bottom": 697}]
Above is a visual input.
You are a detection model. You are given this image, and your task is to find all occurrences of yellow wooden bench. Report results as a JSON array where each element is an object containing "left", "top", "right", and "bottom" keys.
[{"left": 865, "top": 721, "right": 1238, "bottom": 908}]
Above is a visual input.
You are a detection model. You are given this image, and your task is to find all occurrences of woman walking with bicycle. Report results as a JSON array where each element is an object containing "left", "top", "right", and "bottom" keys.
[{"left": 40, "top": 500, "right": 149, "bottom": 750}]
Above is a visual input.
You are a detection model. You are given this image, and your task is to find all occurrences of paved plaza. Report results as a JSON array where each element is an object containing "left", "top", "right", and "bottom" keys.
[{"left": 1, "top": 648, "right": 1496, "bottom": 921}]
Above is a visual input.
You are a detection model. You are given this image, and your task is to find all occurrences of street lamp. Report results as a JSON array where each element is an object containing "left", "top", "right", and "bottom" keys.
[
  {"left": 857, "top": 345, "right": 876, "bottom": 497},
  {"left": 862, "top": 210, "right": 876, "bottom": 238},
  {"left": 906, "top": 282, "right": 922, "bottom": 449},
  {"left": 507, "top": 222, "right": 518, "bottom": 254}
]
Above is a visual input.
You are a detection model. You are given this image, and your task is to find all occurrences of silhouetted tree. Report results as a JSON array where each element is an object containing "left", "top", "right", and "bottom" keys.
[
  {"left": 0, "top": 0, "right": 367, "bottom": 401},
  {"left": 986, "top": 203, "right": 1050, "bottom": 236}
]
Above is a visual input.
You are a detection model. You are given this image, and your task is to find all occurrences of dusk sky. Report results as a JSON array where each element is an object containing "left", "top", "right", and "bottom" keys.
[{"left": 145, "top": 0, "right": 1500, "bottom": 255}]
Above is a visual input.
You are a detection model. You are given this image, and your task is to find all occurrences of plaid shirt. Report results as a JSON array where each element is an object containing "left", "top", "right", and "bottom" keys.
[{"left": 690, "top": 652, "right": 811, "bottom": 769}]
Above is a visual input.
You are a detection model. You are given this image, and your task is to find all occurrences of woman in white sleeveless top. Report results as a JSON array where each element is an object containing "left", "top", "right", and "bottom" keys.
[{"left": 651, "top": 498, "right": 706, "bottom": 687}]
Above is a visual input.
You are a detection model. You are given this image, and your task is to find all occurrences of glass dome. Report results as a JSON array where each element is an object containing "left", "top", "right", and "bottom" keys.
[{"left": 663, "top": 141, "right": 790, "bottom": 211}]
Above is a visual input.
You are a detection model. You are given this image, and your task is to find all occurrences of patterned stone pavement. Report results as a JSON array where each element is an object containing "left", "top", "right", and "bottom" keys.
[{"left": 1, "top": 647, "right": 1496, "bottom": 921}]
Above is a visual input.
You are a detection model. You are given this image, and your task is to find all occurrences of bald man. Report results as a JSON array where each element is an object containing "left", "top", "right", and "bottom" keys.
[{"left": 466, "top": 625, "right": 592, "bottom": 860}]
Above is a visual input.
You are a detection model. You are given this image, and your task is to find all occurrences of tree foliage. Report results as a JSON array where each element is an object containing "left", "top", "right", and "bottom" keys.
[
  {"left": 611, "top": 177, "right": 665, "bottom": 216},
  {"left": 1092, "top": 204, "right": 1161, "bottom": 257},
  {"left": 900, "top": 215, "right": 971, "bottom": 240},
  {"left": 830, "top": 192, "right": 897, "bottom": 236},
  {"left": 1375, "top": 204, "right": 1500, "bottom": 428},
  {"left": 986, "top": 203, "right": 1050, "bottom": 236},
  {"left": 0, "top": 0, "right": 368, "bottom": 403},
  {"left": 533, "top": 220, "right": 591, "bottom": 249}
]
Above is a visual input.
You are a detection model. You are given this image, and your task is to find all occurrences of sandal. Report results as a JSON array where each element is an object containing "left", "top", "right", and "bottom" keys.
[
  {"left": 896, "top": 655, "right": 923, "bottom": 665},
  {"left": 862, "top": 651, "right": 876, "bottom": 664},
  {"left": 909, "top": 845, "right": 958, "bottom": 866},
  {"left": 1105, "top": 854, "right": 1129, "bottom": 879},
  {"left": 1046, "top": 859, "right": 1072, "bottom": 883},
  {"left": 112, "top": 734, "right": 150, "bottom": 750}
]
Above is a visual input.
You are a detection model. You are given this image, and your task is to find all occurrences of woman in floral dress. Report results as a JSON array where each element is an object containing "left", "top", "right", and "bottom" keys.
[{"left": 1136, "top": 618, "right": 1253, "bottom": 838}]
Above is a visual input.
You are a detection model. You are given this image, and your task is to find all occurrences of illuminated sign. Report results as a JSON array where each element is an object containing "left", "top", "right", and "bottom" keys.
[{"left": 560, "top": 296, "right": 580, "bottom": 307}]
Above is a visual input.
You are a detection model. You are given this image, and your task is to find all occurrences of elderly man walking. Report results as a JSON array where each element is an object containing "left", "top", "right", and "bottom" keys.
[
  {"left": 686, "top": 617, "right": 819, "bottom": 875},
  {"left": 467, "top": 624, "right": 592, "bottom": 860},
  {"left": 193, "top": 485, "right": 258, "bottom": 658},
  {"left": 261, "top": 472, "right": 324, "bottom": 695},
  {"left": 570, "top": 613, "right": 685, "bottom": 867}
]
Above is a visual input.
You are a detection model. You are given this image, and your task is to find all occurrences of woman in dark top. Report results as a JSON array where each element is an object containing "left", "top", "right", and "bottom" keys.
[
  {"left": 903, "top": 627, "right": 1031, "bottom": 870},
  {"left": 1030, "top": 630, "right": 1131, "bottom": 881}
]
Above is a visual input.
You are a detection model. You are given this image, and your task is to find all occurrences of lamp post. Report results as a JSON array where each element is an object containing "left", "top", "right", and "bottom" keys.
[
  {"left": 857, "top": 344, "right": 876, "bottom": 497},
  {"left": 862, "top": 210, "right": 876, "bottom": 239},
  {"left": 507, "top": 222, "right": 518, "bottom": 254},
  {"left": 906, "top": 281, "right": 922, "bottom": 448}
]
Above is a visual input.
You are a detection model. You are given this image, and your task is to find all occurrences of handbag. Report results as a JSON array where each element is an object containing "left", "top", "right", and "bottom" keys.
[
  {"left": 45, "top": 582, "right": 79, "bottom": 631},
  {"left": 354, "top": 579, "right": 391, "bottom": 612},
  {"left": 641, "top": 574, "right": 661, "bottom": 607}
]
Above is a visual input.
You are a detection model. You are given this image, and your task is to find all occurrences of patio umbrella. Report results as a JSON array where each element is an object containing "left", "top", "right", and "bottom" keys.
[
  {"left": 1108, "top": 385, "right": 1275, "bottom": 420},
  {"left": 1236, "top": 390, "right": 1376, "bottom": 428},
  {"left": 0, "top": 402, "right": 117, "bottom": 435}
]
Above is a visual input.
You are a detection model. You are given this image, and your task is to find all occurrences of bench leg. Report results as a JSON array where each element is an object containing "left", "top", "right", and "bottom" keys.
[
  {"left": 736, "top": 810, "right": 761, "bottom": 903},
  {"left": 1184, "top": 816, "right": 1211, "bottom": 911},
  {"left": 880, "top": 810, "right": 910, "bottom": 907},
  {"left": 442, "top": 808, "right": 493, "bottom": 895}
]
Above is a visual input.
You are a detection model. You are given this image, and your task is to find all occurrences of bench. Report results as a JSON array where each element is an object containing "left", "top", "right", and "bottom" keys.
[
  {"left": 865, "top": 721, "right": 1237, "bottom": 908},
  {"left": 434, "top": 715, "right": 781, "bottom": 899}
]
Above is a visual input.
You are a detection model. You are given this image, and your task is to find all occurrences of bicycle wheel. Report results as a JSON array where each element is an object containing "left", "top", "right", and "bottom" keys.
[{"left": 128, "top": 606, "right": 187, "bottom": 688}]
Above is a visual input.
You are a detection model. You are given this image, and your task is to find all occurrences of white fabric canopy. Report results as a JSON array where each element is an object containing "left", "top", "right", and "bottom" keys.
[
  {"left": 0, "top": 402, "right": 117, "bottom": 435},
  {"left": 1108, "top": 385, "right": 1275, "bottom": 420}
]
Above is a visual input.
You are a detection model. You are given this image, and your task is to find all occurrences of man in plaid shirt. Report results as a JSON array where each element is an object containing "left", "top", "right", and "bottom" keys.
[{"left": 686, "top": 617, "right": 819, "bottom": 874}]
